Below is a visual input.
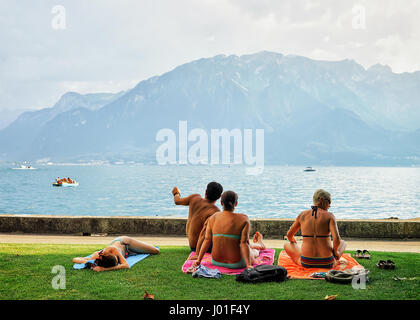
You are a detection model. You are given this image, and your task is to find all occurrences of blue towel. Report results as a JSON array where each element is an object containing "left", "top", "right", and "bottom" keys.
[
  {"left": 192, "top": 265, "right": 222, "bottom": 279},
  {"left": 73, "top": 246, "right": 159, "bottom": 270}
]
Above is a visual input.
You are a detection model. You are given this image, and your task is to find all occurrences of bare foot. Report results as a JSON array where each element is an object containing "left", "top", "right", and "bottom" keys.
[
  {"left": 253, "top": 231, "right": 262, "bottom": 243},
  {"left": 189, "top": 254, "right": 198, "bottom": 260},
  {"left": 335, "top": 257, "right": 348, "bottom": 270},
  {"left": 186, "top": 266, "right": 197, "bottom": 274},
  {"left": 251, "top": 232, "right": 266, "bottom": 250}
]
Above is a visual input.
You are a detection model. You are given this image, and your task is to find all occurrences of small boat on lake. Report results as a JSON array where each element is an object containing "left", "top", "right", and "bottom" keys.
[
  {"left": 12, "top": 165, "right": 36, "bottom": 170},
  {"left": 303, "top": 166, "right": 316, "bottom": 172},
  {"left": 53, "top": 181, "right": 79, "bottom": 187},
  {"left": 53, "top": 178, "right": 79, "bottom": 187}
]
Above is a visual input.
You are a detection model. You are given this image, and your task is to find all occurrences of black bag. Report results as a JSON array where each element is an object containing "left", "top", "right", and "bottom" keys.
[{"left": 236, "top": 265, "right": 287, "bottom": 283}]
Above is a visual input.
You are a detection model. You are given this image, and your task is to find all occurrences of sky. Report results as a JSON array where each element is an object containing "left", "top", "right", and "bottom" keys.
[{"left": 1, "top": 0, "right": 420, "bottom": 112}]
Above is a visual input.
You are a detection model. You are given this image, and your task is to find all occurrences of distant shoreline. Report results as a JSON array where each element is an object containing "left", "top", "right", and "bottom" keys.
[{"left": 2, "top": 163, "right": 420, "bottom": 168}]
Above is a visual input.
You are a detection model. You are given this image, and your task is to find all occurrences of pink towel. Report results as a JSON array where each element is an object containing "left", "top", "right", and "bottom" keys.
[{"left": 182, "top": 249, "right": 275, "bottom": 275}]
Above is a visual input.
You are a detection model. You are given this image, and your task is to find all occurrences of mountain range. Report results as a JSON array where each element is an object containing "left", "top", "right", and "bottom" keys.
[{"left": 0, "top": 51, "right": 419, "bottom": 165}]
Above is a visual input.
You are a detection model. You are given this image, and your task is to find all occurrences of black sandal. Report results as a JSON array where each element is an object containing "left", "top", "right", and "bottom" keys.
[
  {"left": 362, "top": 250, "right": 371, "bottom": 259},
  {"left": 376, "top": 260, "right": 387, "bottom": 269},
  {"left": 386, "top": 260, "right": 395, "bottom": 270},
  {"left": 354, "top": 250, "right": 362, "bottom": 258}
]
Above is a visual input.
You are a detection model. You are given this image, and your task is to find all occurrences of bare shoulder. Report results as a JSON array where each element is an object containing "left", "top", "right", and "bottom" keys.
[
  {"left": 212, "top": 211, "right": 222, "bottom": 218},
  {"left": 210, "top": 212, "right": 221, "bottom": 222},
  {"left": 326, "top": 210, "right": 336, "bottom": 220},
  {"left": 300, "top": 209, "right": 311, "bottom": 215},
  {"left": 237, "top": 213, "right": 250, "bottom": 223},
  {"left": 189, "top": 194, "right": 203, "bottom": 203},
  {"left": 298, "top": 209, "right": 311, "bottom": 221}
]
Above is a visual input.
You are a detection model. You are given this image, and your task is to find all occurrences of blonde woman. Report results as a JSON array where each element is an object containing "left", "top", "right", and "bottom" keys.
[{"left": 284, "top": 189, "right": 346, "bottom": 268}]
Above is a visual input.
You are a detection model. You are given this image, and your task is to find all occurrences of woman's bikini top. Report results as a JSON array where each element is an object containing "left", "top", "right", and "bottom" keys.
[
  {"left": 301, "top": 206, "right": 331, "bottom": 239},
  {"left": 213, "top": 233, "right": 241, "bottom": 240}
]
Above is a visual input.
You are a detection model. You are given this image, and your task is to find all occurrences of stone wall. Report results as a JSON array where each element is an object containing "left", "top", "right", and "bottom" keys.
[{"left": 1, "top": 215, "right": 419, "bottom": 239}]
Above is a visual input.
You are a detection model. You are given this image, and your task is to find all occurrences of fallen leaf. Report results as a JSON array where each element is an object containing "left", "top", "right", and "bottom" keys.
[
  {"left": 324, "top": 294, "right": 338, "bottom": 300},
  {"left": 144, "top": 290, "right": 155, "bottom": 300}
]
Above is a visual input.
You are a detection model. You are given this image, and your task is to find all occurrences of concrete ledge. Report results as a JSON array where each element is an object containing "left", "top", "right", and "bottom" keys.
[{"left": 0, "top": 215, "right": 419, "bottom": 239}]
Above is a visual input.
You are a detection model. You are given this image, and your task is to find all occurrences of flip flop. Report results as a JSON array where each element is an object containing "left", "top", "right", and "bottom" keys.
[
  {"left": 354, "top": 250, "right": 362, "bottom": 258},
  {"left": 376, "top": 260, "right": 387, "bottom": 269},
  {"left": 386, "top": 260, "right": 395, "bottom": 270},
  {"left": 362, "top": 250, "right": 371, "bottom": 259}
]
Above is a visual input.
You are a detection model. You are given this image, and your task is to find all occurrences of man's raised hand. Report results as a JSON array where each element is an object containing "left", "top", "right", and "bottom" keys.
[{"left": 172, "top": 187, "right": 180, "bottom": 196}]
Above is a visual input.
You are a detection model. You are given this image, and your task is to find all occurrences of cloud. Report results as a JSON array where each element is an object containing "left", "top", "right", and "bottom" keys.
[{"left": 1, "top": 0, "right": 419, "bottom": 112}]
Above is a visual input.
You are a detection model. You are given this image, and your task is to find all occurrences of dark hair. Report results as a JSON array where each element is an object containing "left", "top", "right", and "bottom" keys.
[
  {"left": 221, "top": 191, "right": 238, "bottom": 211},
  {"left": 95, "top": 254, "right": 118, "bottom": 268},
  {"left": 206, "top": 181, "right": 223, "bottom": 201}
]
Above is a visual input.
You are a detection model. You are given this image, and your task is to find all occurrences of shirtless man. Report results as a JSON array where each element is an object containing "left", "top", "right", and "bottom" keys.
[
  {"left": 193, "top": 190, "right": 266, "bottom": 269},
  {"left": 172, "top": 181, "right": 223, "bottom": 252},
  {"left": 284, "top": 189, "right": 346, "bottom": 268}
]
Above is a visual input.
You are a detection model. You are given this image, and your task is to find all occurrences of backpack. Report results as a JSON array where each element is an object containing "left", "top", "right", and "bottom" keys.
[{"left": 236, "top": 265, "right": 287, "bottom": 283}]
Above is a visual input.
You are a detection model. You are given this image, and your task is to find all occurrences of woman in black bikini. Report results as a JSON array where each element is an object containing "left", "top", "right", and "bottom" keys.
[
  {"left": 72, "top": 236, "right": 159, "bottom": 272},
  {"left": 284, "top": 189, "right": 346, "bottom": 268}
]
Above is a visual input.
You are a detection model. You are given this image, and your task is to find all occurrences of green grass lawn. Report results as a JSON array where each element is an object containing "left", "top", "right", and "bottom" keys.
[{"left": 0, "top": 243, "right": 419, "bottom": 300}]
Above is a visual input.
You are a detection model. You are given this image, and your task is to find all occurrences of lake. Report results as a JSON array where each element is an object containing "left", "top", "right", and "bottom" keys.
[{"left": 0, "top": 164, "right": 419, "bottom": 219}]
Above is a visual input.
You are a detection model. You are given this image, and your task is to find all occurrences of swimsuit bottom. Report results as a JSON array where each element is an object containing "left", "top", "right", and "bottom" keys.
[
  {"left": 110, "top": 237, "right": 149, "bottom": 258},
  {"left": 211, "top": 257, "right": 246, "bottom": 269},
  {"left": 300, "top": 255, "right": 335, "bottom": 269}
]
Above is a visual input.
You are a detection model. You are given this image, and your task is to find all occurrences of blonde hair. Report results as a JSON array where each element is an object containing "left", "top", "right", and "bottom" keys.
[{"left": 313, "top": 189, "right": 331, "bottom": 205}]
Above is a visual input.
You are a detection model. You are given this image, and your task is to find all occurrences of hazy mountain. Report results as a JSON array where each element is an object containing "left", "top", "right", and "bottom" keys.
[
  {"left": 0, "top": 51, "right": 419, "bottom": 165},
  {"left": 0, "top": 91, "right": 125, "bottom": 160},
  {"left": 0, "top": 107, "right": 35, "bottom": 130}
]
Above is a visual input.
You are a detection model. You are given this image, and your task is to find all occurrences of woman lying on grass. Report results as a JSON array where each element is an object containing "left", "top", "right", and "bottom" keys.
[
  {"left": 192, "top": 190, "right": 265, "bottom": 270},
  {"left": 72, "top": 236, "right": 159, "bottom": 272},
  {"left": 284, "top": 189, "right": 346, "bottom": 269}
]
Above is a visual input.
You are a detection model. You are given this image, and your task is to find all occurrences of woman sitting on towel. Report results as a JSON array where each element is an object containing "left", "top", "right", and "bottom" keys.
[
  {"left": 192, "top": 190, "right": 265, "bottom": 269},
  {"left": 284, "top": 189, "right": 346, "bottom": 269},
  {"left": 72, "top": 236, "right": 159, "bottom": 272}
]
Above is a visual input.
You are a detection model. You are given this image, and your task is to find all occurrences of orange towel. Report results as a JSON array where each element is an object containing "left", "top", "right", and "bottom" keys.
[{"left": 277, "top": 250, "right": 364, "bottom": 279}]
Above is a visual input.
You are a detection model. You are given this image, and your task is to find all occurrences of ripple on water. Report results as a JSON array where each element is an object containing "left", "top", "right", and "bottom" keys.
[{"left": 0, "top": 165, "right": 419, "bottom": 219}]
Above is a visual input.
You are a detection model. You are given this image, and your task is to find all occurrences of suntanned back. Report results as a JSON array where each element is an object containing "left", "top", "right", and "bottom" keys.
[
  {"left": 209, "top": 211, "right": 249, "bottom": 263},
  {"left": 299, "top": 208, "right": 336, "bottom": 257},
  {"left": 211, "top": 211, "right": 248, "bottom": 237},
  {"left": 186, "top": 195, "right": 220, "bottom": 248}
]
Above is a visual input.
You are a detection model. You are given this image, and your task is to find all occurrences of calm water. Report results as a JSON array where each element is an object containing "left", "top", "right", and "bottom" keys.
[{"left": 0, "top": 164, "right": 419, "bottom": 219}]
